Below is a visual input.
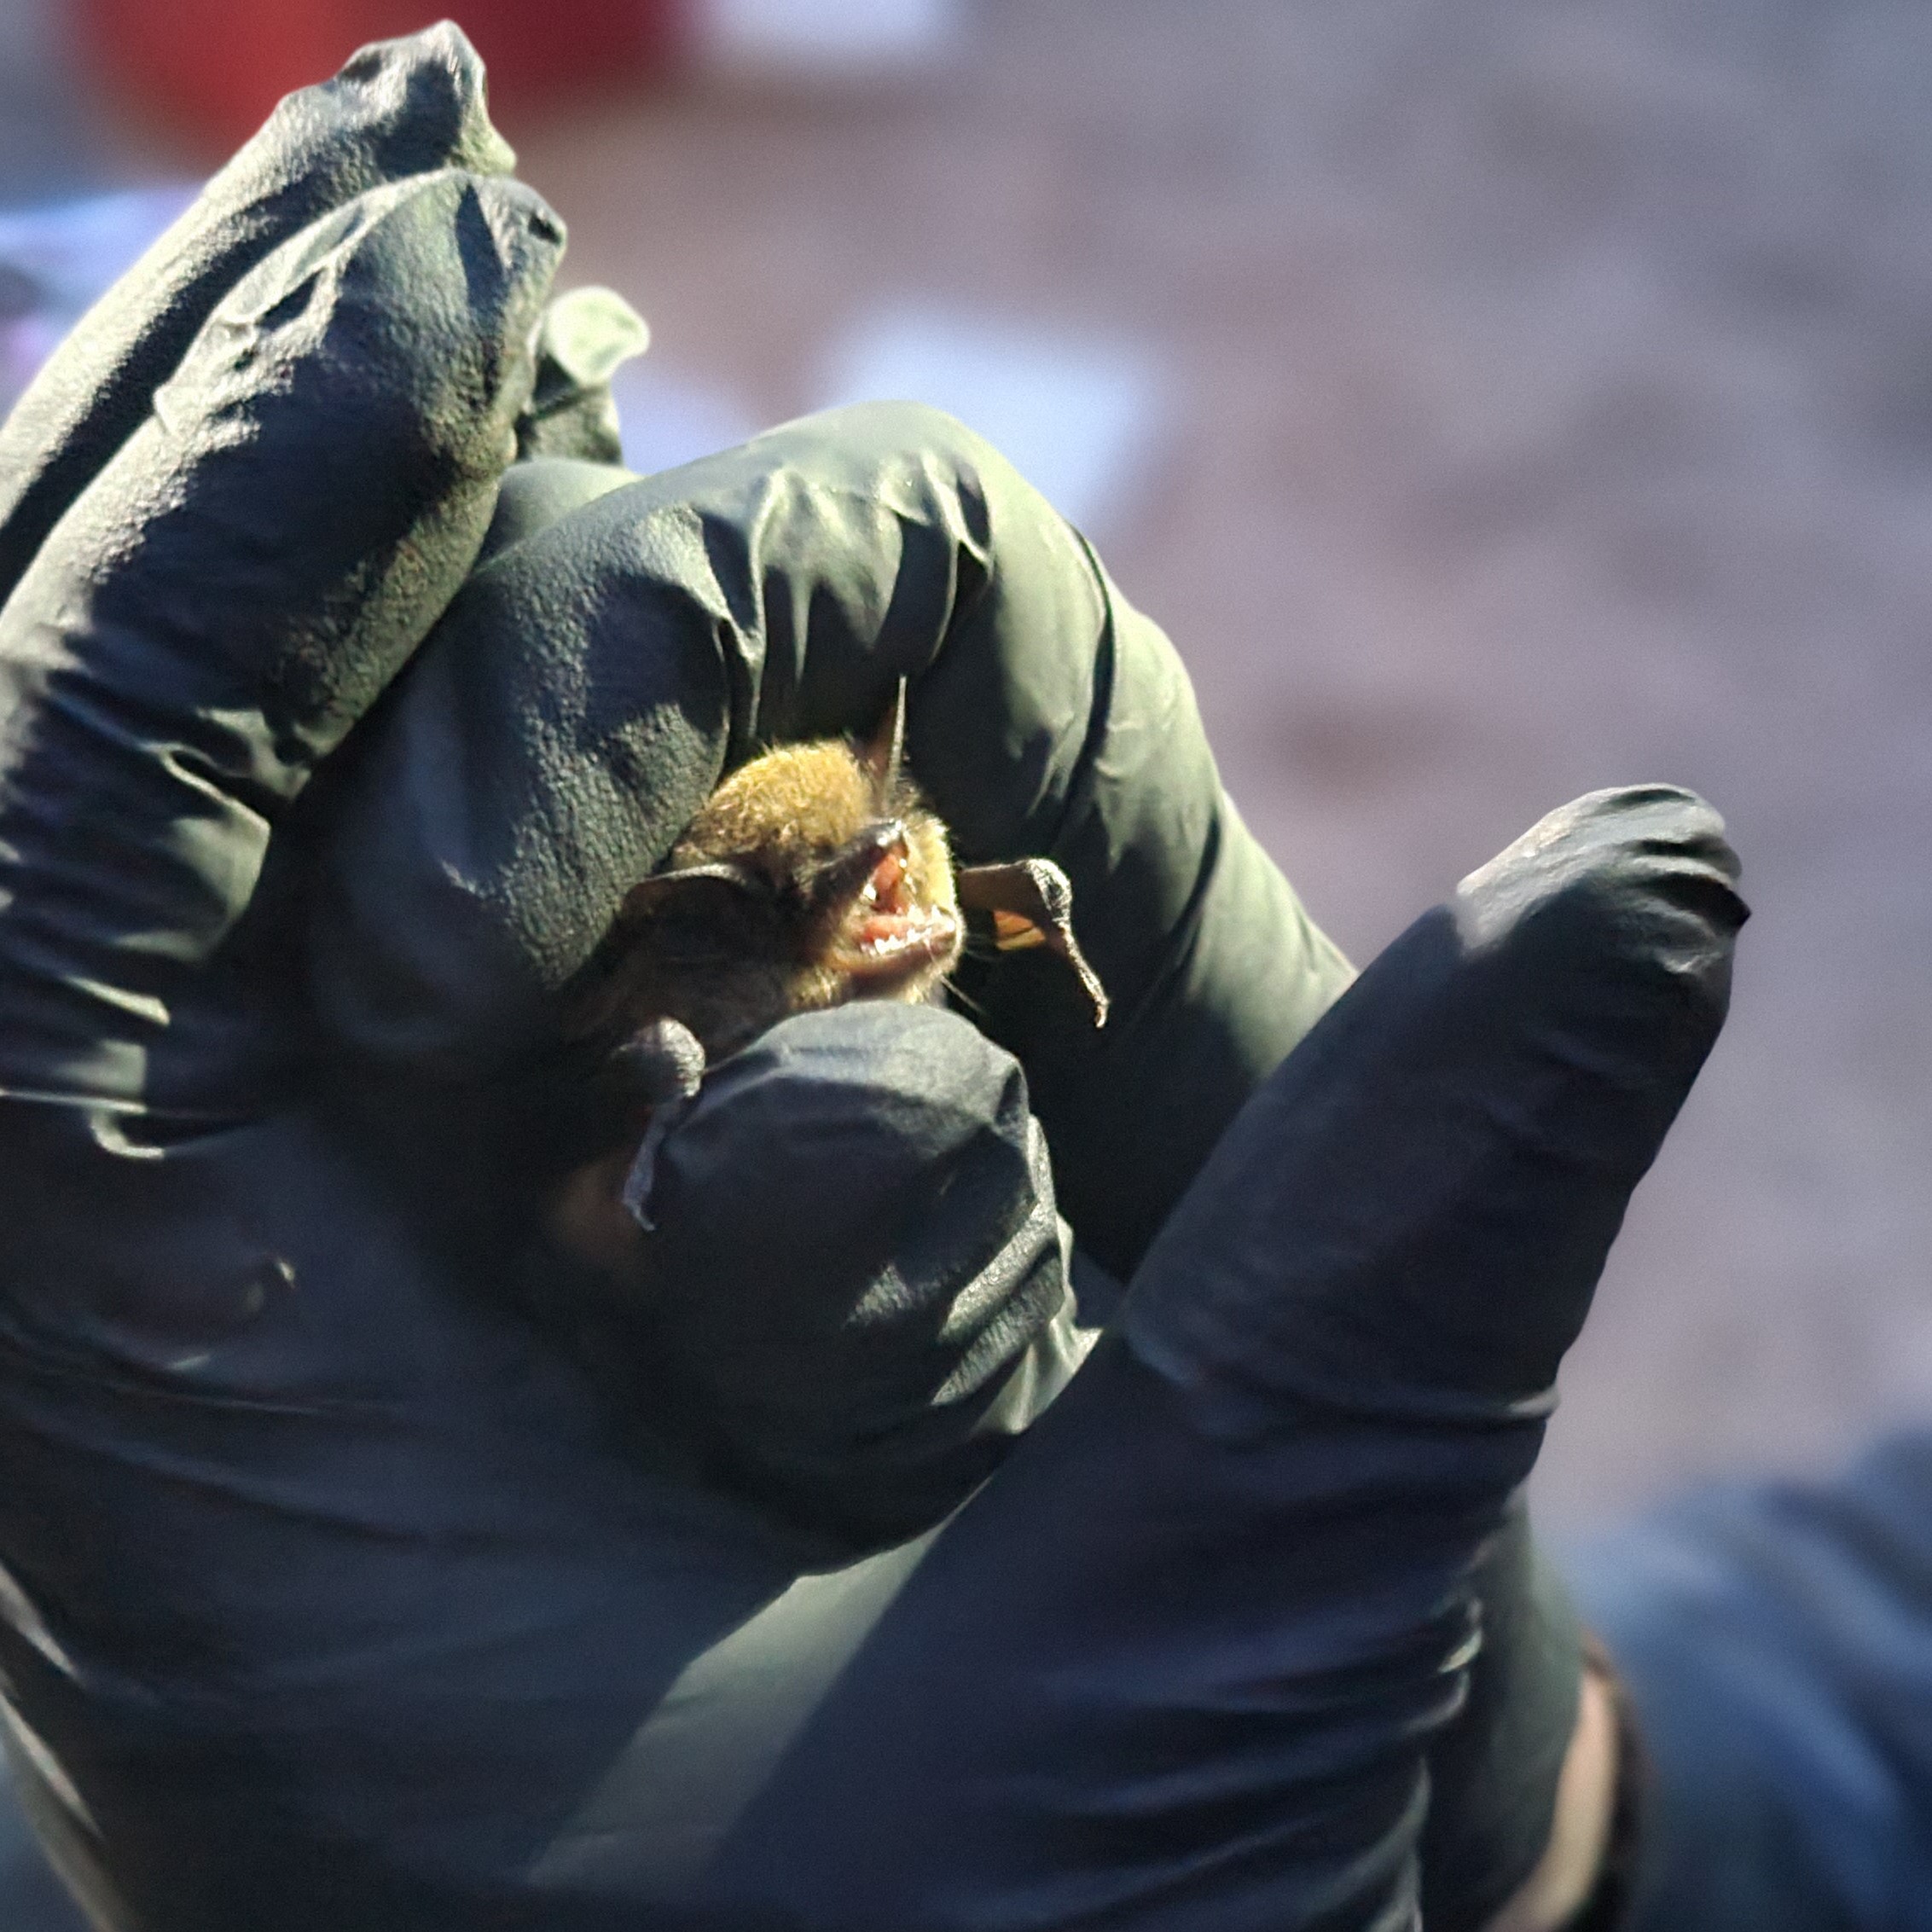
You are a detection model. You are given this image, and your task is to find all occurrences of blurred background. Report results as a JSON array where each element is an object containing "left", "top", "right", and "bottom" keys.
[{"left": 4, "top": 0, "right": 1931, "bottom": 1536}]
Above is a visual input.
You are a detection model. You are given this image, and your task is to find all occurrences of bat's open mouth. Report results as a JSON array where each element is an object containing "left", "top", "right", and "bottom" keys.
[{"left": 826, "top": 843, "right": 962, "bottom": 986}]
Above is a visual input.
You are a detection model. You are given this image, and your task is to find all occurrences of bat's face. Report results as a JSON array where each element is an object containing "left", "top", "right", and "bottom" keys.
[
  {"left": 548, "top": 691, "right": 1105, "bottom": 1277},
  {"left": 665, "top": 739, "right": 964, "bottom": 1024},
  {"left": 566, "top": 727, "right": 963, "bottom": 1067}
]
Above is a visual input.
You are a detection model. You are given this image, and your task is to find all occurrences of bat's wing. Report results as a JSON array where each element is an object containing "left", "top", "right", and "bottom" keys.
[{"left": 956, "top": 859, "right": 1109, "bottom": 1027}]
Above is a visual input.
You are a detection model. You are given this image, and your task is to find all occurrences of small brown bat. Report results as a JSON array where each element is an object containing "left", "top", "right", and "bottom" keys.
[{"left": 547, "top": 686, "right": 1106, "bottom": 1273}]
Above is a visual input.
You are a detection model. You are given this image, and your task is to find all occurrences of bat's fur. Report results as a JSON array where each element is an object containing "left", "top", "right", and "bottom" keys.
[
  {"left": 548, "top": 727, "right": 962, "bottom": 1277},
  {"left": 565, "top": 738, "right": 962, "bottom": 1066}
]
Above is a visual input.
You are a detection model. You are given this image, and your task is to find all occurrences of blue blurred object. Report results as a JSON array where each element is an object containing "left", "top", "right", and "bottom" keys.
[
  {"left": 609, "top": 358, "right": 759, "bottom": 476},
  {"left": 0, "top": 186, "right": 198, "bottom": 420},
  {"left": 1567, "top": 1430, "right": 1932, "bottom": 1931}
]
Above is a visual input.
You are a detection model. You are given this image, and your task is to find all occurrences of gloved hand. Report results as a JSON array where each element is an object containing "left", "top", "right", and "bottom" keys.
[
  {"left": 307, "top": 392, "right": 1356, "bottom": 1280},
  {"left": 0, "top": 26, "right": 1742, "bottom": 1931}
]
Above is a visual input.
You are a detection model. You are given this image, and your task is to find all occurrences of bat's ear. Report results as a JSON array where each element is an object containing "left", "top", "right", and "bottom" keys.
[
  {"left": 859, "top": 677, "right": 908, "bottom": 808},
  {"left": 955, "top": 858, "right": 1109, "bottom": 1027},
  {"left": 619, "top": 862, "right": 765, "bottom": 920}
]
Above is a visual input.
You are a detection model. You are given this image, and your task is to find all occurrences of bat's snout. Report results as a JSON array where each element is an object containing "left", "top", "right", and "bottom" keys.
[{"left": 817, "top": 819, "right": 962, "bottom": 991}]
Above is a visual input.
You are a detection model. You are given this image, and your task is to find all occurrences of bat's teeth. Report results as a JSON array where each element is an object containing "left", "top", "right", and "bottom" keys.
[{"left": 832, "top": 903, "right": 963, "bottom": 983}]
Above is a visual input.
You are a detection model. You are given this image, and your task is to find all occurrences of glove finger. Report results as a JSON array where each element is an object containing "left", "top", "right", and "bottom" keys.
[
  {"left": 514, "top": 286, "right": 649, "bottom": 467},
  {"left": 0, "top": 171, "right": 563, "bottom": 1115},
  {"left": 0, "top": 20, "right": 513, "bottom": 612},
  {"left": 1125, "top": 784, "right": 1746, "bottom": 1428},
  {"left": 476, "top": 454, "right": 638, "bottom": 566}
]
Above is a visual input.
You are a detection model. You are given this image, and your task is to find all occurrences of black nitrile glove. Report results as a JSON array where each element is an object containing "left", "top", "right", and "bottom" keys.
[
  {"left": 0, "top": 57, "right": 565, "bottom": 1925},
  {"left": 548, "top": 1000, "right": 1092, "bottom": 1557},
  {"left": 1422, "top": 1501, "right": 1587, "bottom": 1932},
  {"left": 0, "top": 21, "right": 513, "bottom": 611},
  {"left": 514, "top": 285, "right": 649, "bottom": 465},
  {"left": 647, "top": 785, "right": 1736, "bottom": 1932},
  {"left": 311, "top": 400, "right": 1355, "bottom": 1280},
  {"left": 0, "top": 1759, "right": 85, "bottom": 1932},
  {"left": 305, "top": 375, "right": 1740, "bottom": 1926},
  {"left": 0, "top": 29, "right": 1740, "bottom": 1929},
  {"left": 328, "top": 405, "right": 1618, "bottom": 1929},
  {"left": 0, "top": 161, "right": 562, "bottom": 1114}
]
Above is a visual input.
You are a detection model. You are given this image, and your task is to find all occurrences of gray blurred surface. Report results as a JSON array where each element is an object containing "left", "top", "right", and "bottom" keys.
[{"left": 9, "top": 3, "right": 1930, "bottom": 1526}]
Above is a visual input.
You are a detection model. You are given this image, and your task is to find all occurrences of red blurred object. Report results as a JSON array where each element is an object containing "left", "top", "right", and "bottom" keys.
[{"left": 76, "top": 1, "right": 691, "bottom": 148}]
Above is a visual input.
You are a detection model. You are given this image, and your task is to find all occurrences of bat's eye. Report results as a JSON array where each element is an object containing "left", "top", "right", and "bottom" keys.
[{"left": 803, "top": 820, "right": 909, "bottom": 919}]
